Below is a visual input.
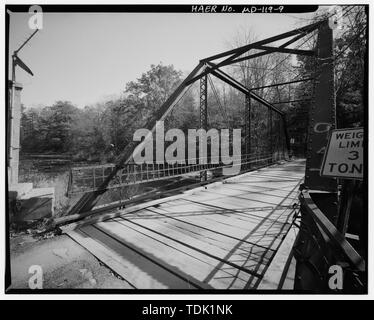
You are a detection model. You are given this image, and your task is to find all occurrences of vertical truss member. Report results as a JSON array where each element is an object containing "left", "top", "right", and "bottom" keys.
[
  {"left": 268, "top": 107, "right": 272, "bottom": 164},
  {"left": 200, "top": 74, "right": 208, "bottom": 181},
  {"left": 304, "top": 20, "right": 337, "bottom": 192},
  {"left": 245, "top": 94, "right": 251, "bottom": 169}
]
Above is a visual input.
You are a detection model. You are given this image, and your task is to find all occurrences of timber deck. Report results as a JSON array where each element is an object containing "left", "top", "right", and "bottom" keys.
[{"left": 67, "top": 159, "right": 305, "bottom": 289}]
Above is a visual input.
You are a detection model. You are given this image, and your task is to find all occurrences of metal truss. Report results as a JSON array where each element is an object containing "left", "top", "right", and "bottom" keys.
[{"left": 68, "top": 19, "right": 327, "bottom": 216}]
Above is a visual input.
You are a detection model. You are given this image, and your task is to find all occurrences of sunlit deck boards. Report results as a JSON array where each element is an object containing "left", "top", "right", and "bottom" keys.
[{"left": 68, "top": 160, "right": 305, "bottom": 289}]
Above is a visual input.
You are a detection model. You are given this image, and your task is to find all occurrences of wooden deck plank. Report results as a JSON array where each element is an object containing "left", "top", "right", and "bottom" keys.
[
  {"left": 138, "top": 202, "right": 291, "bottom": 228},
  {"left": 225, "top": 179, "right": 302, "bottom": 187},
  {"left": 181, "top": 190, "right": 298, "bottom": 210},
  {"left": 160, "top": 198, "right": 293, "bottom": 228},
  {"left": 123, "top": 207, "right": 276, "bottom": 256},
  {"left": 68, "top": 160, "right": 305, "bottom": 290},
  {"left": 156, "top": 205, "right": 289, "bottom": 243},
  {"left": 118, "top": 210, "right": 271, "bottom": 276},
  {"left": 153, "top": 200, "right": 290, "bottom": 250},
  {"left": 113, "top": 215, "right": 267, "bottom": 279},
  {"left": 184, "top": 191, "right": 298, "bottom": 208},
  {"left": 69, "top": 226, "right": 197, "bottom": 289},
  {"left": 221, "top": 184, "right": 300, "bottom": 200},
  {"left": 127, "top": 208, "right": 275, "bottom": 262},
  {"left": 223, "top": 182, "right": 300, "bottom": 193},
  {"left": 202, "top": 187, "right": 296, "bottom": 202},
  {"left": 170, "top": 196, "right": 269, "bottom": 212},
  {"left": 95, "top": 219, "right": 255, "bottom": 289}
]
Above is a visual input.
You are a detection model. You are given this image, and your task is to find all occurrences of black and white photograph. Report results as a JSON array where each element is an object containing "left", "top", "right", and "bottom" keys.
[{"left": 3, "top": 2, "right": 369, "bottom": 296}]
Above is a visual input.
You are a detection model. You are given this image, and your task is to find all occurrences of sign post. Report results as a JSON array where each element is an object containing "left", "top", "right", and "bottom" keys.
[{"left": 321, "top": 127, "right": 363, "bottom": 234}]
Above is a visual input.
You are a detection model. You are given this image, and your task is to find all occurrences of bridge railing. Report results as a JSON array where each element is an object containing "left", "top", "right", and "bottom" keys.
[
  {"left": 67, "top": 151, "right": 286, "bottom": 196},
  {"left": 294, "top": 189, "right": 366, "bottom": 292}
]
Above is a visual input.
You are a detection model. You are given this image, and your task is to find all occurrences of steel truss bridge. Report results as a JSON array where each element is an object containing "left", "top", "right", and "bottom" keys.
[{"left": 61, "top": 17, "right": 366, "bottom": 292}]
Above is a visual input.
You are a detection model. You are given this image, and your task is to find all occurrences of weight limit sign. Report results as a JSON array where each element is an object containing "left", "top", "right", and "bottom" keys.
[{"left": 321, "top": 127, "right": 363, "bottom": 180}]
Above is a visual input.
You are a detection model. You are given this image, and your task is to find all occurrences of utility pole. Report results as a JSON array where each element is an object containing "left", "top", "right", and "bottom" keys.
[{"left": 8, "top": 29, "right": 38, "bottom": 185}]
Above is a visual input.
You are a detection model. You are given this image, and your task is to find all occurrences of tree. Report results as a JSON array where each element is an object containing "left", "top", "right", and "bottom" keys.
[
  {"left": 20, "top": 63, "right": 187, "bottom": 162},
  {"left": 334, "top": 6, "right": 366, "bottom": 128},
  {"left": 44, "top": 101, "right": 77, "bottom": 152},
  {"left": 20, "top": 101, "right": 78, "bottom": 154},
  {"left": 125, "top": 63, "right": 183, "bottom": 122},
  {"left": 293, "top": 6, "right": 366, "bottom": 132}
]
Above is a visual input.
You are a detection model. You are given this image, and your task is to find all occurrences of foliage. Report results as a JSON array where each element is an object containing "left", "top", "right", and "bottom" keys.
[
  {"left": 20, "top": 8, "right": 367, "bottom": 163},
  {"left": 334, "top": 7, "right": 366, "bottom": 128},
  {"left": 20, "top": 63, "right": 194, "bottom": 162}
]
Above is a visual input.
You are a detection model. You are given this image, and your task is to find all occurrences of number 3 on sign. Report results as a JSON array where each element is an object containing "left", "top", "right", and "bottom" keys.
[{"left": 348, "top": 151, "right": 359, "bottom": 161}]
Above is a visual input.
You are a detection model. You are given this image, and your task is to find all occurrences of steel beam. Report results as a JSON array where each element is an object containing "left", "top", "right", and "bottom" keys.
[
  {"left": 209, "top": 68, "right": 284, "bottom": 116},
  {"left": 230, "top": 50, "right": 273, "bottom": 64},
  {"left": 200, "top": 75, "right": 208, "bottom": 130},
  {"left": 201, "top": 20, "right": 322, "bottom": 63},
  {"left": 68, "top": 62, "right": 205, "bottom": 215},
  {"left": 304, "top": 20, "right": 337, "bottom": 192},
  {"left": 251, "top": 78, "right": 313, "bottom": 91},
  {"left": 222, "top": 46, "right": 314, "bottom": 67},
  {"left": 187, "top": 44, "right": 314, "bottom": 85},
  {"left": 300, "top": 190, "right": 365, "bottom": 272},
  {"left": 188, "top": 21, "right": 322, "bottom": 85},
  {"left": 272, "top": 98, "right": 312, "bottom": 105},
  {"left": 254, "top": 45, "right": 315, "bottom": 56},
  {"left": 245, "top": 94, "right": 251, "bottom": 162},
  {"left": 280, "top": 31, "right": 312, "bottom": 48},
  {"left": 269, "top": 108, "right": 273, "bottom": 162},
  {"left": 205, "top": 21, "right": 321, "bottom": 72},
  {"left": 200, "top": 75, "right": 208, "bottom": 181}
]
